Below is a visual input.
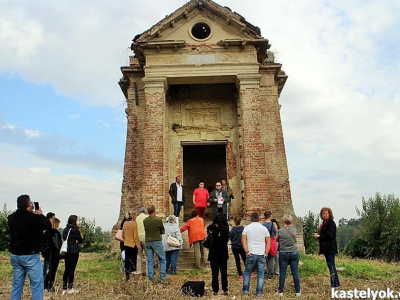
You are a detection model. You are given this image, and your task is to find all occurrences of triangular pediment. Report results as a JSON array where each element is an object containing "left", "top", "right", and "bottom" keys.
[{"left": 134, "top": 0, "right": 263, "bottom": 43}]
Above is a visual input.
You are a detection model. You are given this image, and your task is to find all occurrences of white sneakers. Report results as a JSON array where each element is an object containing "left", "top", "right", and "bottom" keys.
[
  {"left": 274, "top": 292, "right": 301, "bottom": 297},
  {"left": 62, "top": 288, "right": 79, "bottom": 295}
]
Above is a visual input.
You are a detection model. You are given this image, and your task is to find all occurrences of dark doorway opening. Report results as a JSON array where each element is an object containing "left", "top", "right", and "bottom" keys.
[{"left": 183, "top": 144, "right": 227, "bottom": 221}]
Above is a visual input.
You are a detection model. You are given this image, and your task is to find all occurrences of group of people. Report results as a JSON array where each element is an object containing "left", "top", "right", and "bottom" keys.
[
  {"left": 119, "top": 200, "right": 340, "bottom": 297},
  {"left": 169, "top": 177, "right": 233, "bottom": 220},
  {"left": 8, "top": 194, "right": 83, "bottom": 299}
]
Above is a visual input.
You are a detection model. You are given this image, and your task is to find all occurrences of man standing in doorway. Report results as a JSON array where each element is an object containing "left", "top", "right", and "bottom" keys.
[
  {"left": 143, "top": 205, "right": 166, "bottom": 283},
  {"left": 193, "top": 180, "right": 209, "bottom": 219},
  {"left": 208, "top": 182, "right": 230, "bottom": 219},
  {"left": 169, "top": 175, "right": 185, "bottom": 219}
]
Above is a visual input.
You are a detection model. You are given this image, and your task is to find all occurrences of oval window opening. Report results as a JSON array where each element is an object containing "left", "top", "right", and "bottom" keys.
[{"left": 191, "top": 22, "right": 211, "bottom": 40}]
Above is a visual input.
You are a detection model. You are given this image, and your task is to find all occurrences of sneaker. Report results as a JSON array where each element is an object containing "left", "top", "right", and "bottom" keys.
[
  {"left": 223, "top": 291, "right": 228, "bottom": 296},
  {"left": 237, "top": 275, "right": 243, "bottom": 280},
  {"left": 67, "top": 288, "right": 79, "bottom": 294},
  {"left": 273, "top": 291, "right": 283, "bottom": 296},
  {"left": 296, "top": 292, "right": 301, "bottom": 297},
  {"left": 62, "top": 290, "right": 67, "bottom": 296},
  {"left": 250, "top": 273, "right": 256, "bottom": 278}
]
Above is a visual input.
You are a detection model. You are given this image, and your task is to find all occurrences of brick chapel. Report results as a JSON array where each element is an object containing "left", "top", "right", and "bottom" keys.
[{"left": 115, "top": 0, "right": 303, "bottom": 249}]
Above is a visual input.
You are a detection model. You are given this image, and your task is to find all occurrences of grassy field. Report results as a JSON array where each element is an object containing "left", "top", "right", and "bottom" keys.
[{"left": 1, "top": 251, "right": 400, "bottom": 299}]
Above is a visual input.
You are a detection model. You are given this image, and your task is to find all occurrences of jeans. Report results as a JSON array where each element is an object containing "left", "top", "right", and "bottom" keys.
[
  {"left": 192, "top": 240, "right": 204, "bottom": 268},
  {"left": 210, "top": 258, "right": 228, "bottom": 293},
  {"left": 63, "top": 252, "right": 79, "bottom": 290},
  {"left": 274, "top": 251, "right": 280, "bottom": 274},
  {"left": 266, "top": 255, "right": 275, "bottom": 279},
  {"left": 44, "top": 251, "right": 60, "bottom": 291},
  {"left": 10, "top": 253, "right": 43, "bottom": 300},
  {"left": 42, "top": 259, "right": 49, "bottom": 286},
  {"left": 325, "top": 254, "right": 340, "bottom": 287},
  {"left": 166, "top": 249, "right": 180, "bottom": 274},
  {"left": 278, "top": 251, "right": 301, "bottom": 293},
  {"left": 242, "top": 254, "right": 266, "bottom": 296},
  {"left": 173, "top": 202, "right": 183, "bottom": 217},
  {"left": 232, "top": 246, "right": 246, "bottom": 276},
  {"left": 146, "top": 240, "right": 166, "bottom": 282}
]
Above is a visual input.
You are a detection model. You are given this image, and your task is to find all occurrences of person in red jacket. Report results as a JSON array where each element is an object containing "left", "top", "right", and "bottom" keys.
[
  {"left": 192, "top": 180, "right": 209, "bottom": 219},
  {"left": 180, "top": 210, "right": 206, "bottom": 268}
]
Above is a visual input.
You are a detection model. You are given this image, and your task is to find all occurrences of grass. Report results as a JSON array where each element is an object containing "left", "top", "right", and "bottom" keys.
[{"left": 1, "top": 251, "right": 400, "bottom": 299}]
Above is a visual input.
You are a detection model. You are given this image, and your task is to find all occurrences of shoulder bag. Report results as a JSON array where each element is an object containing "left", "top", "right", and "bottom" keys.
[
  {"left": 115, "top": 229, "right": 124, "bottom": 242},
  {"left": 60, "top": 228, "right": 72, "bottom": 256}
]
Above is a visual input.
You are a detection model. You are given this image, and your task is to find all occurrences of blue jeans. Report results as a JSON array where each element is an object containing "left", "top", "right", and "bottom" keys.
[
  {"left": 242, "top": 254, "right": 266, "bottom": 296},
  {"left": 10, "top": 253, "right": 43, "bottom": 300},
  {"left": 325, "top": 254, "right": 340, "bottom": 287},
  {"left": 146, "top": 240, "right": 166, "bottom": 282},
  {"left": 173, "top": 202, "right": 183, "bottom": 217},
  {"left": 166, "top": 249, "right": 180, "bottom": 274},
  {"left": 278, "top": 251, "right": 300, "bottom": 293},
  {"left": 42, "top": 259, "right": 49, "bottom": 285}
]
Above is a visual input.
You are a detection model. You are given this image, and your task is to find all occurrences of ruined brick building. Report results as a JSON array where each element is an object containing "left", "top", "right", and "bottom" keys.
[{"left": 115, "top": 0, "right": 303, "bottom": 250}]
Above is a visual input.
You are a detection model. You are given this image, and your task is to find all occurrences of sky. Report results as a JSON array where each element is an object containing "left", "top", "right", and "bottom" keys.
[{"left": 1, "top": 0, "right": 399, "bottom": 230}]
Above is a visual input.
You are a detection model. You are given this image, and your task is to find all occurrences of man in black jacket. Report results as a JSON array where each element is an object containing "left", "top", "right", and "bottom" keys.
[
  {"left": 208, "top": 182, "right": 230, "bottom": 219},
  {"left": 169, "top": 175, "right": 185, "bottom": 218},
  {"left": 8, "top": 194, "right": 51, "bottom": 300}
]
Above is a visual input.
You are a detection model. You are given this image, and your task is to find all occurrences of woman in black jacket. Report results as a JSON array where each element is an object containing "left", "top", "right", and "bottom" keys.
[
  {"left": 62, "top": 215, "right": 83, "bottom": 295},
  {"left": 207, "top": 213, "right": 230, "bottom": 296},
  {"left": 43, "top": 218, "right": 62, "bottom": 292},
  {"left": 314, "top": 207, "right": 340, "bottom": 288}
]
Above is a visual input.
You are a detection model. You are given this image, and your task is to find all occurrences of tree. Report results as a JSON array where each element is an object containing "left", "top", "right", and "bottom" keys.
[
  {"left": 301, "top": 211, "right": 320, "bottom": 254},
  {"left": 344, "top": 193, "right": 400, "bottom": 261},
  {"left": 77, "top": 217, "right": 110, "bottom": 252},
  {"left": 0, "top": 204, "right": 12, "bottom": 251},
  {"left": 336, "top": 218, "right": 361, "bottom": 251}
]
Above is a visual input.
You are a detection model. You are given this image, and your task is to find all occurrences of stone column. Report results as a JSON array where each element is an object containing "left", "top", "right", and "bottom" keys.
[
  {"left": 142, "top": 76, "right": 167, "bottom": 212},
  {"left": 237, "top": 74, "right": 267, "bottom": 216}
]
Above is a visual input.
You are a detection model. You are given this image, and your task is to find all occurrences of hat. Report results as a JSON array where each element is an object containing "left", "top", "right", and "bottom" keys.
[{"left": 139, "top": 207, "right": 146, "bottom": 213}]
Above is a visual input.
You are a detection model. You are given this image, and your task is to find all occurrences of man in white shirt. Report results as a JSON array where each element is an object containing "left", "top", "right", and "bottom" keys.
[
  {"left": 169, "top": 175, "right": 186, "bottom": 218},
  {"left": 241, "top": 212, "right": 271, "bottom": 297}
]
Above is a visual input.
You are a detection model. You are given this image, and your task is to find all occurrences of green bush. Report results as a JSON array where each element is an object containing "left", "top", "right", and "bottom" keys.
[{"left": 0, "top": 204, "right": 12, "bottom": 251}]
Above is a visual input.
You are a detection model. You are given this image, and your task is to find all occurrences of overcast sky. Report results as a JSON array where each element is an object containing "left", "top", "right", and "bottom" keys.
[{"left": 1, "top": 0, "right": 399, "bottom": 230}]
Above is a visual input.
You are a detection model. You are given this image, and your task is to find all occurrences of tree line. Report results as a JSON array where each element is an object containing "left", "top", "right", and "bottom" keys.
[
  {"left": 302, "top": 193, "right": 400, "bottom": 261},
  {"left": 0, "top": 204, "right": 110, "bottom": 253}
]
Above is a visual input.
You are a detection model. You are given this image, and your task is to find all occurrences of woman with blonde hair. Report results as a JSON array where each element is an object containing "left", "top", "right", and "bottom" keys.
[
  {"left": 162, "top": 215, "right": 183, "bottom": 275},
  {"left": 43, "top": 218, "right": 62, "bottom": 292},
  {"left": 122, "top": 210, "right": 141, "bottom": 281},
  {"left": 276, "top": 214, "right": 300, "bottom": 297},
  {"left": 313, "top": 207, "right": 340, "bottom": 288}
]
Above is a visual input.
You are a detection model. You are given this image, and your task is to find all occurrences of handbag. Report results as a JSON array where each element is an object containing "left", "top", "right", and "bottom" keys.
[
  {"left": 269, "top": 237, "right": 278, "bottom": 257},
  {"left": 60, "top": 228, "right": 72, "bottom": 256},
  {"left": 181, "top": 281, "right": 205, "bottom": 297},
  {"left": 115, "top": 229, "right": 124, "bottom": 242},
  {"left": 202, "top": 230, "right": 213, "bottom": 249},
  {"left": 167, "top": 235, "right": 181, "bottom": 247}
]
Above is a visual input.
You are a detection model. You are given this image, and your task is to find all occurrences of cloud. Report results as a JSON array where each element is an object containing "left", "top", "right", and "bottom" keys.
[
  {"left": 0, "top": 121, "right": 123, "bottom": 173},
  {"left": 0, "top": 159, "right": 121, "bottom": 230}
]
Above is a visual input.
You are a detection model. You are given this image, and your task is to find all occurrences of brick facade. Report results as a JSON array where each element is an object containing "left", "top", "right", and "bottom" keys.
[{"left": 113, "top": 0, "right": 304, "bottom": 252}]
